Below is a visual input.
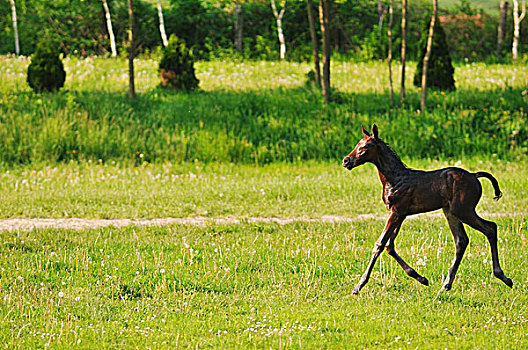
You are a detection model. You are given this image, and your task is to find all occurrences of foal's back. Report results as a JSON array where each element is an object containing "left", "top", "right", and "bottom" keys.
[{"left": 382, "top": 166, "right": 483, "bottom": 216}]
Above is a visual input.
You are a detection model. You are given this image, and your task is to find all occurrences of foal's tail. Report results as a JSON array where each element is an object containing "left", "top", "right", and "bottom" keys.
[{"left": 475, "top": 172, "right": 503, "bottom": 200}]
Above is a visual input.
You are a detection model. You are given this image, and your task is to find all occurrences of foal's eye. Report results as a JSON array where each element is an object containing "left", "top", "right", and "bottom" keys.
[{"left": 360, "top": 145, "right": 372, "bottom": 151}]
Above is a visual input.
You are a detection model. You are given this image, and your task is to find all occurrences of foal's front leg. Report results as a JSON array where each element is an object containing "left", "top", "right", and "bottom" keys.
[
  {"left": 385, "top": 225, "right": 429, "bottom": 286},
  {"left": 352, "top": 211, "right": 404, "bottom": 295}
]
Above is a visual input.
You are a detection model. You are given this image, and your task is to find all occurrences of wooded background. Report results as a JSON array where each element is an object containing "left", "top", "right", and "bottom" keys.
[{"left": 1, "top": 0, "right": 526, "bottom": 62}]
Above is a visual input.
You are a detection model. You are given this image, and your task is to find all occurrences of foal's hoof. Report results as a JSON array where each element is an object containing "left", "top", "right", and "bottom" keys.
[
  {"left": 352, "top": 288, "right": 360, "bottom": 295},
  {"left": 442, "top": 283, "right": 452, "bottom": 291},
  {"left": 418, "top": 276, "right": 429, "bottom": 286},
  {"left": 502, "top": 277, "right": 513, "bottom": 288}
]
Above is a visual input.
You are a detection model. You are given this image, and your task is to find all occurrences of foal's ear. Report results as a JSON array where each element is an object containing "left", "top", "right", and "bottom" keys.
[
  {"left": 372, "top": 124, "right": 379, "bottom": 140},
  {"left": 361, "top": 125, "right": 371, "bottom": 137}
]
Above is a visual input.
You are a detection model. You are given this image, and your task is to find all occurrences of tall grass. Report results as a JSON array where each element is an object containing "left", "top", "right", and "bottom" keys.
[{"left": 0, "top": 56, "right": 527, "bottom": 165}]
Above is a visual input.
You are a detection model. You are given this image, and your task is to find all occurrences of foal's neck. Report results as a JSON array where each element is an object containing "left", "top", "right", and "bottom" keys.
[{"left": 373, "top": 142, "right": 409, "bottom": 183}]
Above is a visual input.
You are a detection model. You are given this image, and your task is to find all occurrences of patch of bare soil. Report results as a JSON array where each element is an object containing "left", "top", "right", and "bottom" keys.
[{"left": 0, "top": 212, "right": 523, "bottom": 232}]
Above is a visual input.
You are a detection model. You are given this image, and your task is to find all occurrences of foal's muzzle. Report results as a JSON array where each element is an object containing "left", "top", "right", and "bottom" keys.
[{"left": 342, "top": 156, "right": 354, "bottom": 170}]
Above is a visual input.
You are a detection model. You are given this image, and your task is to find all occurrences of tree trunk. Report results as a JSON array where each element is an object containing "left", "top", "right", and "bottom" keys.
[
  {"left": 421, "top": 0, "right": 437, "bottom": 113},
  {"left": 307, "top": 0, "right": 321, "bottom": 87},
  {"left": 387, "top": 0, "right": 394, "bottom": 107},
  {"left": 512, "top": 0, "right": 527, "bottom": 60},
  {"left": 271, "top": 0, "right": 287, "bottom": 60},
  {"left": 378, "top": 0, "right": 388, "bottom": 35},
  {"left": 157, "top": 0, "right": 168, "bottom": 47},
  {"left": 234, "top": 2, "right": 243, "bottom": 52},
  {"left": 400, "top": 0, "right": 407, "bottom": 101},
  {"left": 128, "top": 0, "right": 136, "bottom": 99},
  {"left": 497, "top": 1, "right": 508, "bottom": 55},
  {"left": 9, "top": 0, "right": 19, "bottom": 55},
  {"left": 319, "top": 0, "right": 331, "bottom": 103},
  {"left": 102, "top": 0, "right": 117, "bottom": 57}
]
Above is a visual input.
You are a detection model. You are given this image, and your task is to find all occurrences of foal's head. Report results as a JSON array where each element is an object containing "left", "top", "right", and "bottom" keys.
[{"left": 342, "top": 124, "right": 380, "bottom": 170}]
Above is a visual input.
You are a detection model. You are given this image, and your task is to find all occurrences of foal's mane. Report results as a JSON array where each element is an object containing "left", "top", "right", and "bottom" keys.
[{"left": 377, "top": 138, "right": 408, "bottom": 169}]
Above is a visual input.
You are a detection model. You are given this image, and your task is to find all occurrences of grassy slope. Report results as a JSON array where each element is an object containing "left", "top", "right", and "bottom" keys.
[
  {"left": 1, "top": 219, "right": 527, "bottom": 348},
  {"left": 1, "top": 57, "right": 527, "bottom": 165}
]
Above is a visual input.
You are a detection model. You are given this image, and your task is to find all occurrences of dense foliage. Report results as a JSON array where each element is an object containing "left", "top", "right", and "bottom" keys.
[
  {"left": 413, "top": 19, "right": 456, "bottom": 91},
  {"left": 0, "top": 0, "right": 526, "bottom": 61},
  {"left": 26, "top": 41, "right": 66, "bottom": 92},
  {"left": 159, "top": 35, "right": 199, "bottom": 90}
]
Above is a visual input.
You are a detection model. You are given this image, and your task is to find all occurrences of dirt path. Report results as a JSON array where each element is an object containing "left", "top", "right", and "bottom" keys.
[{"left": 0, "top": 212, "right": 525, "bottom": 232}]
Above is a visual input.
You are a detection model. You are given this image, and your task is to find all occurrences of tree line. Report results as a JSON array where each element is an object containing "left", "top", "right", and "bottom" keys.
[{"left": 1, "top": 0, "right": 526, "bottom": 62}]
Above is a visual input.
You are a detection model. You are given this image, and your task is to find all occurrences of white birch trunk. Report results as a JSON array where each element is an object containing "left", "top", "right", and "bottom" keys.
[
  {"left": 400, "top": 0, "right": 407, "bottom": 101},
  {"left": 157, "top": 0, "right": 168, "bottom": 47},
  {"left": 387, "top": 0, "right": 393, "bottom": 107},
  {"left": 271, "top": 0, "right": 286, "bottom": 60},
  {"left": 128, "top": 0, "right": 135, "bottom": 99},
  {"left": 319, "top": 0, "right": 331, "bottom": 103},
  {"left": 234, "top": 2, "right": 243, "bottom": 52},
  {"left": 102, "top": 0, "right": 117, "bottom": 57},
  {"left": 512, "top": 0, "right": 527, "bottom": 60},
  {"left": 378, "top": 0, "right": 387, "bottom": 35},
  {"left": 421, "top": 0, "right": 437, "bottom": 113},
  {"left": 9, "top": 0, "right": 19, "bottom": 55}
]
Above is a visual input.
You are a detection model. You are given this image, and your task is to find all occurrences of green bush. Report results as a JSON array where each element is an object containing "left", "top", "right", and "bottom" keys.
[
  {"left": 413, "top": 19, "right": 455, "bottom": 91},
  {"left": 26, "top": 41, "right": 66, "bottom": 93},
  {"left": 158, "top": 35, "right": 199, "bottom": 90}
]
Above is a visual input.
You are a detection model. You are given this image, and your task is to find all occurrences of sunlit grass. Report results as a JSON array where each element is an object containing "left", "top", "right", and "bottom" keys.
[
  {"left": 1, "top": 218, "right": 527, "bottom": 348},
  {"left": 2, "top": 55, "right": 527, "bottom": 93},
  {"left": 1, "top": 159, "right": 527, "bottom": 219},
  {"left": 1, "top": 56, "right": 527, "bottom": 165},
  {"left": 1, "top": 55, "right": 528, "bottom": 348}
]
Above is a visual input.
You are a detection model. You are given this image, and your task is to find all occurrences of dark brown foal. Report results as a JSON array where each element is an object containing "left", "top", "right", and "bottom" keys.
[{"left": 342, "top": 124, "right": 512, "bottom": 295}]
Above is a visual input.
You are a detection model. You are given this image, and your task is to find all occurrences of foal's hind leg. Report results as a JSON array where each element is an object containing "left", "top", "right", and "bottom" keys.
[
  {"left": 385, "top": 223, "right": 429, "bottom": 286},
  {"left": 455, "top": 210, "right": 513, "bottom": 288},
  {"left": 442, "top": 208, "right": 469, "bottom": 290}
]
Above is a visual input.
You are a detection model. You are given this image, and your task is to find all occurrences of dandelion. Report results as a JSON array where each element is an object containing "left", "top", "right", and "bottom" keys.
[
  {"left": 160, "top": 269, "right": 165, "bottom": 274},
  {"left": 58, "top": 292, "right": 64, "bottom": 298}
]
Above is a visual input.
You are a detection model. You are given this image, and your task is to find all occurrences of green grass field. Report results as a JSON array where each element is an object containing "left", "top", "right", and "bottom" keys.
[
  {"left": 1, "top": 56, "right": 527, "bottom": 165},
  {"left": 1, "top": 218, "right": 527, "bottom": 348},
  {"left": 1, "top": 159, "right": 527, "bottom": 219},
  {"left": 1, "top": 55, "right": 528, "bottom": 348},
  {"left": 1, "top": 159, "right": 527, "bottom": 348}
]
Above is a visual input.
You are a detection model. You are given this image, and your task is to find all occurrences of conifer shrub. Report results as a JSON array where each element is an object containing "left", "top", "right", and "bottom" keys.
[
  {"left": 413, "top": 19, "right": 455, "bottom": 91},
  {"left": 159, "top": 35, "right": 199, "bottom": 90},
  {"left": 27, "top": 41, "right": 66, "bottom": 93}
]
